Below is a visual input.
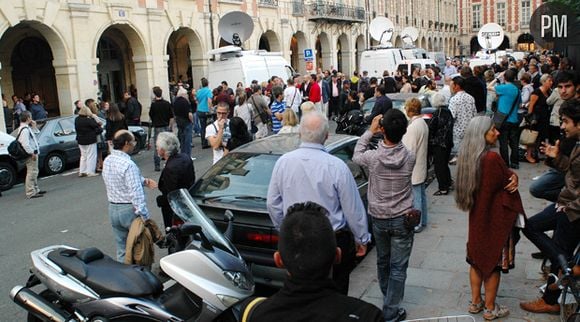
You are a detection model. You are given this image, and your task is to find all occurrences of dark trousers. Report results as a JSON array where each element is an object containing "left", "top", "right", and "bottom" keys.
[
  {"left": 499, "top": 122, "right": 520, "bottom": 167},
  {"left": 333, "top": 229, "right": 356, "bottom": 295},
  {"left": 432, "top": 145, "right": 452, "bottom": 191},
  {"left": 198, "top": 112, "right": 209, "bottom": 147},
  {"left": 529, "top": 168, "right": 565, "bottom": 203},
  {"left": 329, "top": 96, "right": 339, "bottom": 118},
  {"left": 522, "top": 204, "right": 580, "bottom": 304}
]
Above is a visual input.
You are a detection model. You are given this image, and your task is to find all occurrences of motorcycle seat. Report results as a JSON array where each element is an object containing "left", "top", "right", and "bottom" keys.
[{"left": 48, "top": 247, "right": 163, "bottom": 298}]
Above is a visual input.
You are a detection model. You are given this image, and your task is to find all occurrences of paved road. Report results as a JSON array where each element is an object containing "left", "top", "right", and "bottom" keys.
[{"left": 0, "top": 135, "right": 215, "bottom": 321}]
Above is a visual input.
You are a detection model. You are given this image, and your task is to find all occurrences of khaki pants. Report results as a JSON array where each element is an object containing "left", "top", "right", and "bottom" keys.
[{"left": 25, "top": 156, "right": 39, "bottom": 198}]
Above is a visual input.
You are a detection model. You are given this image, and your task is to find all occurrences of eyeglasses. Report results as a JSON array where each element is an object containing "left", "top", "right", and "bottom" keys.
[{"left": 217, "top": 112, "right": 228, "bottom": 115}]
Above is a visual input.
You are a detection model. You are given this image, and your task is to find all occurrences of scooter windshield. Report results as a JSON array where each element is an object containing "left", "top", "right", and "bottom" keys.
[{"left": 168, "top": 189, "right": 238, "bottom": 256}]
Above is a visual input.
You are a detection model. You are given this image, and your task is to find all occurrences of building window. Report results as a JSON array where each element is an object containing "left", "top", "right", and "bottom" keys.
[
  {"left": 472, "top": 4, "right": 481, "bottom": 29},
  {"left": 497, "top": 3, "right": 506, "bottom": 27},
  {"left": 521, "top": 0, "right": 531, "bottom": 27}
]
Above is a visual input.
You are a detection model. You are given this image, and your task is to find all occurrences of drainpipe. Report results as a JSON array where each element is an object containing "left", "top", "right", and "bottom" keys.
[{"left": 208, "top": 0, "right": 215, "bottom": 49}]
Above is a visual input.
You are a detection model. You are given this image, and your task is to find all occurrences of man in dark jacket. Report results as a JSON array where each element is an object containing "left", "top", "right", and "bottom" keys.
[
  {"left": 460, "top": 66, "right": 487, "bottom": 114},
  {"left": 155, "top": 132, "right": 195, "bottom": 230},
  {"left": 124, "top": 91, "right": 142, "bottom": 125},
  {"left": 149, "top": 86, "right": 174, "bottom": 171},
  {"left": 364, "top": 85, "right": 392, "bottom": 124},
  {"left": 173, "top": 88, "right": 193, "bottom": 157},
  {"left": 242, "top": 202, "right": 383, "bottom": 322}
]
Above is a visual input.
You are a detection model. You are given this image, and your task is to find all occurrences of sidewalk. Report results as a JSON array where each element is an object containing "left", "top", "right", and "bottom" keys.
[{"left": 349, "top": 160, "right": 561, "bottom": 322}]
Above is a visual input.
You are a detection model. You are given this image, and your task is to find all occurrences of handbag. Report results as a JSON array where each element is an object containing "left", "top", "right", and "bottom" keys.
[
  {"left": 520, "top": 128, "right": 539, "bottom": 145},
  {"left": 403, "top": 209, "right": 421, "bottom": 230},
  {"left": 492, "top": 91, "right": 519, "bottom": 129},
  {"left": 8, "top": 128, "right": 31, "bottom": 160}
]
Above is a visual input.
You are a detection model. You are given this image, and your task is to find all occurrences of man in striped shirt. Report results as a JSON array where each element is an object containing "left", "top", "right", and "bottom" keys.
[
  {"left": 102, "top": 130, "right": 157, "bottom": 262},
  {"left": 270, "top": 86, "right": 285, "bottom": 134}
]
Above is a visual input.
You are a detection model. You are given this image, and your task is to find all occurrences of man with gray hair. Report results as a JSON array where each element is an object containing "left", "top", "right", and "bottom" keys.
[
  {"left": 155, "top": 132, "right": 195, "bottom": 230},
  {"left": 267, "top": 112, "right": 371, "bottom": 295}
]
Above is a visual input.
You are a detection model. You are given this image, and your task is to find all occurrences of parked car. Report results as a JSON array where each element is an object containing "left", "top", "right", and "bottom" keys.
[
  {"left": 362, "top": 93, "right": 432, "bottom": 119},
  {"left": 189, "top": 133, "right": 369, "bottom": 287},
  {"left": 9, "top": 115, "right": 146, "bottom": 175},
  {"left": 0, "top": 131, "right": 25, "bottom": 190}
]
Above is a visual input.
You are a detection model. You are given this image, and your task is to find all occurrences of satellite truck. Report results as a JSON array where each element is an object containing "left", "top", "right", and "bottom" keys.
[
  {"left": 359, "top": 18, "right": 435, "bottom": 79},
  {"left": 207, "top": 11, "right": 294, "bottom": 88}
]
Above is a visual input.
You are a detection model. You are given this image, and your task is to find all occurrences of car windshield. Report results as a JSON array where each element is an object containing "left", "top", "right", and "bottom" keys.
[
  {"left": 168, "top": 189, "right": 238, "bottom": 256},
  {"left": 190, "top": 152, "right": 279, "bottom": 209}
]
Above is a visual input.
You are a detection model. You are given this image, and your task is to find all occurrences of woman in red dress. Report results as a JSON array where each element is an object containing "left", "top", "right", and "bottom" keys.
[{"left": 455, "top": 116, "right": 525, "bottom": 320}]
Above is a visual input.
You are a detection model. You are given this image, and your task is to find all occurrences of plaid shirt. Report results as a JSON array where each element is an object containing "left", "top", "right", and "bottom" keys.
[{"left": 102, "top": 150, "right": 149, "bottom": 219}]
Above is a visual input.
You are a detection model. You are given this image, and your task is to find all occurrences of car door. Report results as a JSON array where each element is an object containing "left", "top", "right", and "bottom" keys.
[
  {"left": 52, "top": 117, "right": 80, "bottom": 163},
  {"left": 330, "top": 140, "right": 368, "bottom": 205}
]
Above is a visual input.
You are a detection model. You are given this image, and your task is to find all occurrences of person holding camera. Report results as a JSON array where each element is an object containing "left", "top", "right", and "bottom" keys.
[{"left": 353, "top": 109, "right": 415, "bottom": 322}]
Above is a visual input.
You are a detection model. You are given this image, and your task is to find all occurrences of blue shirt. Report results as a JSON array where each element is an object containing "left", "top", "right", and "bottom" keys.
[
  {"left": 102, "top": 150, "right": 149, "bottom": 219},
  {"left": 267, "top": 142, "right": 371, "bottom": 245},
  {"left": 495, "top": 83, "right": 521, "bottom": 124},
  {"left": 271, "top": 100, "right": 285, "bottom": 134},
  {"left": 196, "top": 87, "right": 213, "bottom": 113}
]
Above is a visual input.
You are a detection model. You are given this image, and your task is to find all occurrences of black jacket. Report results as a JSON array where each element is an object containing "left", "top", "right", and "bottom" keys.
[
  {"left": 125, "top": 97, "right": 142, "bottom": 122},
  {"left": 463, "top": 76, "right": 486, "bottom": 113},
  {"left": 365, "top": 95, "right": 393, "bottom": 124},
  {"left": 245, "top": 278, "right": 383, "bottom": 322},
  {"left": 172, "top": 97, "right": 192, "bottom": 127},
  {"left": 75, "top": 116, "right": 102, "bottom": 145},
  {"left": 428, "top": 106, "right": 454, "bottom": 149},
  {"left": 105, "top": 118, "right": 128, "bottom": 141},
  {"left": 157, "top": 153, "right": 195, "bottom": 208},
  {"left": 149, "top": 99, "right": 173, "bottom": 127}
]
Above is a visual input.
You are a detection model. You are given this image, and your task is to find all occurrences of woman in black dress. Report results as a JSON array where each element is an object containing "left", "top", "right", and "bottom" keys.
[{"left": 526, "top": 74, "right": 553, "bottom": 163}]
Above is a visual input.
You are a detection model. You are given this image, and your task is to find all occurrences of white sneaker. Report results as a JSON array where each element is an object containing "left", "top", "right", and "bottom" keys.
[{"left": 86, "top": 173, "right": 100, "bottom": 177}]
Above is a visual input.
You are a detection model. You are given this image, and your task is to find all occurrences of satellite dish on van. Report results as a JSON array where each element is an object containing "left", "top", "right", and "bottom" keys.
[
  {"left": 369, "top": 17, "right": 395, "bottom": 46},
  {"left": 218, "top": 11, "right": 254, "bottom": 47},
  {"left": 400, "top": 27, "right": 419, "bottom": 47},
  {"left": 477, "top": 23, "right": 504, "bottom": 50}
]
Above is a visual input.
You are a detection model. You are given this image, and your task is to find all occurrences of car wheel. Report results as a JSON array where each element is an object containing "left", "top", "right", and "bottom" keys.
[
  {"left": 0, "top": 161, "right": 17, "bottom": 191},
  {"left": 44, "top": 152, "right": 66, "bottom": 175}
]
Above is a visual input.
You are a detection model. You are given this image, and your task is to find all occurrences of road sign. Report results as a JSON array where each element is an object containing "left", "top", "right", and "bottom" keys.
[{"left": 304, "top": 49, "right": 313, "bottom": 62}]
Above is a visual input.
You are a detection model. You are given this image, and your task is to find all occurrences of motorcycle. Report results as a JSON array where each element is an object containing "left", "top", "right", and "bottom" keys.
[{"left": 10, "top": 189, "right": 254, "bottom": 322}]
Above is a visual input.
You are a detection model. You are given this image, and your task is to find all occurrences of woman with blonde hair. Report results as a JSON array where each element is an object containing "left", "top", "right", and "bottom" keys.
[
  {"left": 455, "top": 116, "right": 525, "bottom": 320},
  {"left": 278, "top": 109, "right": 300, "bottom": 134},
  {"left": 300, "top": 101, "right": 316, "bottom": 116}
]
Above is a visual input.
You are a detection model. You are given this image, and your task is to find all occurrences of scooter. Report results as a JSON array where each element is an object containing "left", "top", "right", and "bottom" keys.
[{"left": 10, "top": 189, "right": 254, "bottom": 322}]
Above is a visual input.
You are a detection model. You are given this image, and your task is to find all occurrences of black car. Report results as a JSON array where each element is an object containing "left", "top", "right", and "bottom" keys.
[{"left": 189, "top": 133, "right": 369, "bottom": 287}]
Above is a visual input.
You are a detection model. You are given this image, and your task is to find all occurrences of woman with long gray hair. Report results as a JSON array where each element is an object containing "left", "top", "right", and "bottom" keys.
[{"left": 455, "top": 116, "right": 525, "bottom": 320}]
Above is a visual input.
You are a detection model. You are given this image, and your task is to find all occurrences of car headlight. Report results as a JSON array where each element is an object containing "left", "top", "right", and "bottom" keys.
[{"left": 223, "top": 270, "right": 254, "bottom": 291}]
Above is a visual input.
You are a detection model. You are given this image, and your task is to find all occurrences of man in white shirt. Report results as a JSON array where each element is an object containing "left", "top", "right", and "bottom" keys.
[
  {"left": 283, "top": 77, "right": 302, "bottom": 115},
  {"left": 205, "top": 102, "right": 231, "bottom": 164},
  {"left": 17, "top": 111, "right": 45, "bottom": 198}
]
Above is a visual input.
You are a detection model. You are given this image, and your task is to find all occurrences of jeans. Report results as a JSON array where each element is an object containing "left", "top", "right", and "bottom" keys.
[
  {"left": 24, "top": 156, "right": 40, "bottom": 198},
  {"left": 153, "top": 126, "right": 170, "bottom": 168},
  {"left": 412, "top": 183, "right": 428, "bottom": 226},
  {"left": 372, "top": 216, "right": 414, "bottom": 322},
  {"left": 193, "top": 112, "right": 201, "bottom": 135},
  {"left": 432, "top": 145, "right": 452, "bottom": 191},
  {"left": 522, "top": 204, "right": 580, "bottom": 304},
  {"left": 529, "top": 168, "right": 565, "bottom": 203},
  {"left": 498, "top": 122, "right": 520, "bottom": 167},
  {"left": 108, "top": 203, "right": 136, "bottom": 262},
  {"left": 178, "top": 122, "right": 193, "bottom": 157},
  {"left": 198, "top": 112, "right": 209, "bottom": 147}
]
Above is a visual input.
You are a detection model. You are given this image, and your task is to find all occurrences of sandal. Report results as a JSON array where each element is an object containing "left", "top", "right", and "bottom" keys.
[
  {"left": 483, "top": 303, "right": 509, "bottom": 320},
  {"left": 468, "top": 301, "right": 484, "bottom": 314},
  {"left": 433, "top": 190, "right": 449, "bottom": 196}
]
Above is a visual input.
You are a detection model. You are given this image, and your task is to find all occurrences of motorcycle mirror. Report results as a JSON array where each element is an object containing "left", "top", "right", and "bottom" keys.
[
  {"left": 180, "top": 223, "right": 214, "bottom": 251},
  {"left": 224, "top": 210, "right": 234, "bottom": 222},
  {"left": 224, "top": 210, "right": 235, "bottom": 241}
]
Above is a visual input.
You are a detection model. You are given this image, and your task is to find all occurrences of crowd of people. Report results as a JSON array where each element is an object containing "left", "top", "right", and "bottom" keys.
[{"left": 2, "top": 49, "right": 579, "bottom": 321}]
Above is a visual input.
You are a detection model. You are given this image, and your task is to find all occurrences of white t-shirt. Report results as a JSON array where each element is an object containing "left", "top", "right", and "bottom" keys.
[
  {"left": 205, "top": 119, "right": 231, "bottom": 164},
  {"left": 283, "top": 86, "right": 302, "bottom": 114}
]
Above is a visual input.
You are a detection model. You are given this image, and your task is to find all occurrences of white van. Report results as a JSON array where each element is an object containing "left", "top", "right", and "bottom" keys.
[
  {"left": 359, "top": 48, "right": 404, "bottom": 79},
  {"left": 396, "top": 59, "right": 437, "bottom": 76},
  {"left": 401, "top": 48, "right": 428, "bottom": 60},
  {"left": 208, "top": 46, "right": 294, "bottom": 87}
]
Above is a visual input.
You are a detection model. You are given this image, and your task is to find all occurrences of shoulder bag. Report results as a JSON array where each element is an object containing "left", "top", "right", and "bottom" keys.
[{"left": 8, "top": 128, "right": 31, "bottom": 160}]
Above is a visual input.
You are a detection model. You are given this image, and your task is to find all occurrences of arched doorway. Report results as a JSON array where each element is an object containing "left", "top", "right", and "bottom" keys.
[
  {"left": 470, "top": 36, "right": 481, "bottom": 55},
  {"left": 355, "top": 35, "right": 365, "bottom": 73},
  {"left": 337, "top": 33, "right": 350, "bottom": 74},
  {"left": 0, "top": 23, "right": 65, "bottom": 116},
  {"left": 517, "top": 33, "right": 535, "bottom": 51},
  {"left": 316, "top": 33, "right": 331, "bottom": 71},
  {"left": 498, "top": 36, "right": 510, "bottom": 50},
  {"left": 166, "top": 28, "right": 204, "bottom": 89},
  {"left": 290, "top": 31, "right": 307, "bottom": 74},
  {"left": 259, "top": 31, "right": 281, "bottom": 52},
  {"left": 96, "top": 25, "right": 146, "bottom": 107}
]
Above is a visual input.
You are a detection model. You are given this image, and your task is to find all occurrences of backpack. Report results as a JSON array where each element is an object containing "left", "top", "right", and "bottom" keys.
[{"left": 8, "top": 128, "right": 31, "bottom": 160}]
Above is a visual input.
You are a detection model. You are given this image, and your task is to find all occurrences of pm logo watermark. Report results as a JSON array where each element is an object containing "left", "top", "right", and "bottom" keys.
[{"left": 530, "top": 2, "right": 579, "bottom": 48}]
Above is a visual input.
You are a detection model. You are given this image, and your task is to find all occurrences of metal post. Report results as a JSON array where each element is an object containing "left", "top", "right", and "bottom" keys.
[{"left": 208, "top": 0, "right": 215, "bottom": 50}]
